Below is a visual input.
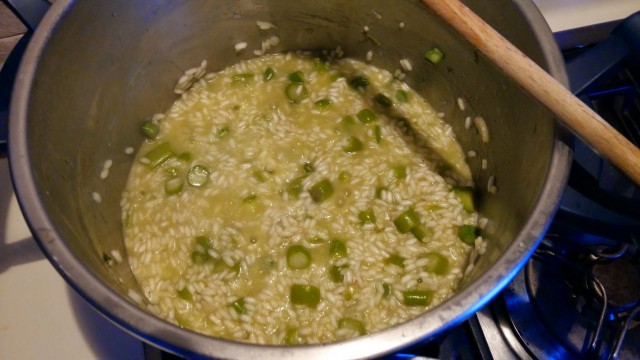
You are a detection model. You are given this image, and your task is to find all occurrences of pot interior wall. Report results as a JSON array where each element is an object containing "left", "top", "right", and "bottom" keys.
[{"left": 23, "top": 0, "right": 557, "bottom": 342}]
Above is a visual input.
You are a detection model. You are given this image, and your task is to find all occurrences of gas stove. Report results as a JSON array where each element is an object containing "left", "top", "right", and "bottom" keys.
[
  {"left": 1, "top": 2, "right": 640, "bottom": 359},
  {"left": 450, "top": 9, "right": 640, "bottom": 359}
]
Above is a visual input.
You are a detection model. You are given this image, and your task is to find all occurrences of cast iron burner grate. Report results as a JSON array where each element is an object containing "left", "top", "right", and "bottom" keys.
[
  {"left": 557, "top": 15, "right": 640, "bottom": 238},
  {"left": 558, "top": 59, "right": 640, "bottom": 234}
]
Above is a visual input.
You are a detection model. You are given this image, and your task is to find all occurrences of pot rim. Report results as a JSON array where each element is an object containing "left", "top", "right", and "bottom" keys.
[{"left": 8, "top": 0, "right": 572, "bottom": 358}]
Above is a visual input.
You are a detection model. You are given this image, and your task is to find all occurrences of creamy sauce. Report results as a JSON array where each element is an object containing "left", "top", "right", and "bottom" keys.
[{"left": 122, "top": 53, "right": 477, "bottom": 344}]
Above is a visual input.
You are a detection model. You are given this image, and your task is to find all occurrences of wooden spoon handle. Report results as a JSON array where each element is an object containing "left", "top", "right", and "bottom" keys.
[{"left": 421, "top": 0, "right": 640, "bottom": 186}]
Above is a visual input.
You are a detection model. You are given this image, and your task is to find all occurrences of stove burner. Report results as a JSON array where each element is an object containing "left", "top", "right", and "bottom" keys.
[
  {"left": 496, "top": 239, "right": 640, "bottom": 360},
  {"left": 490, "top": 16, "right": 640, "bottom": 358},
  {"left": 591, "top": 257, "right": 640, "bottom": 311}
]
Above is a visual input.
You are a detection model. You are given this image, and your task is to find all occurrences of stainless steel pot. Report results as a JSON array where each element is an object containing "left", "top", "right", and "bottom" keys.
[{"left": 6, "top": 0, "right": 571, "bottom": 358}]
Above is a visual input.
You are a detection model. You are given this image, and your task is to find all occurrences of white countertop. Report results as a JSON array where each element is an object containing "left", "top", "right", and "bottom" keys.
[
  {"left": 0, "top": 159, "right": 144, "bottom": 359},
  {"left": 533, "top": 0, "right": 640, "bottom": 32},
  {"left": 2, "top": 2, "right": 640, "bottom": 359}
]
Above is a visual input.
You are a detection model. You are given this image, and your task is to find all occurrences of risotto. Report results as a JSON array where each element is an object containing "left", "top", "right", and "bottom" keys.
[{"left": 121, "top": 52, "right": 479, "bottom": 344}]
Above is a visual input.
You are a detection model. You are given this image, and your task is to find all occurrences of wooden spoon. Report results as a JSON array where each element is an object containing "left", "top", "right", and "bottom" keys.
[{"left": 421, "top": 0, "right": 640, "bottom": 186}]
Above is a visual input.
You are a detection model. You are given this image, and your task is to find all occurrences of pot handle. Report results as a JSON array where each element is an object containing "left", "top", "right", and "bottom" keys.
[{"left": 0, "top": 0, "right": 51, "bottom": 158}]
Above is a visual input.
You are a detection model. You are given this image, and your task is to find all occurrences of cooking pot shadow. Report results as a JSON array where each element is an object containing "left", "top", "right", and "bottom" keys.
[
  {"left": 66, "top": 285, "right": 146, "bottom": 359},
  {"left": 0, "top": 235, "right": 41, "bottom": 273},
  {"left": 0, "top": 159, "right": 43, "bottom": 272}
]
